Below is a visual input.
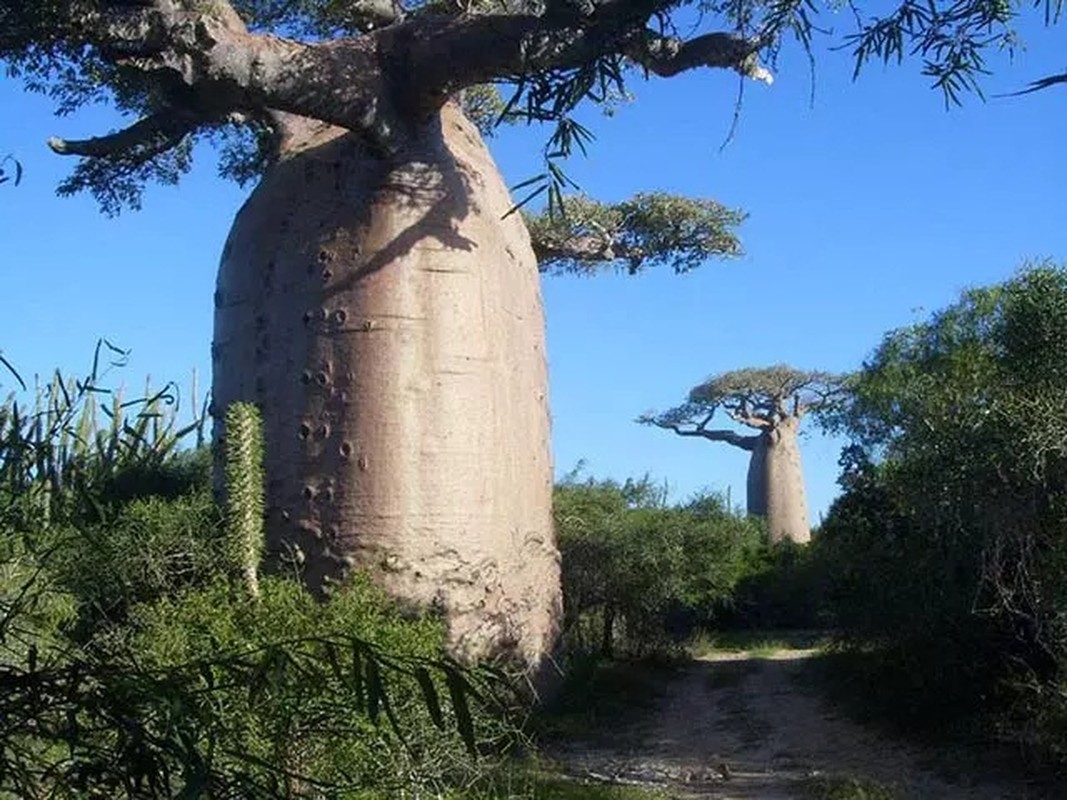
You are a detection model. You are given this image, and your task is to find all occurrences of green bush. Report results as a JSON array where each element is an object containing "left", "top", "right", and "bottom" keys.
[
  {"left": 0, "top": 343, "right": 208, "bottom": 531},
  {"left": 0, "top": 569, "right": 518, "bottom": 798},
  {"left": 818, "top": 262, "right": 1067, "bottom": 750},
  {"left": 117, "top": 574, "right": 514, "bottom": 796},
  {"left": 44, "top": 489, "right": 226, "bottom": 633},
  {"left": 720, "top": 539, "right": 831, "bottom": 631},
  {"left": 554, "top": 473, "right": 764, "bottom": 659}
]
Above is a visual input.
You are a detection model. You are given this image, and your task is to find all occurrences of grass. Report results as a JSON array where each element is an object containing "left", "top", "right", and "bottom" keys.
[
  {"left": 688, "top": 628, "right": 830, "bottom": 657},
  {"left": 797, "top": 775, "right": 897, "bottom": 800}
]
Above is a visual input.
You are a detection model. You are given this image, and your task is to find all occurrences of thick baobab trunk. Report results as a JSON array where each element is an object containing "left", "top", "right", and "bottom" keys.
[
  {"left": 745, "top": 436, "right": 768, "bottom": 517},
  {"left": 761, "top": 418, "right": 810, "bottom": 544},
  {"left": 212, "top": 104, "right": 561, "bottom": 671}
]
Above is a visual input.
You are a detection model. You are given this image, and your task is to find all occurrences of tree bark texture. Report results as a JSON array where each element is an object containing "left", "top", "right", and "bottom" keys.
[
  {"left": 745, "top": 435, "right": 768, "bottom": 518},
  {"left": 212, "top": 103, "right": 561, "bottom": 669},
  {"left": 759, "top": 418, "right": 810, "bottom": 544}
]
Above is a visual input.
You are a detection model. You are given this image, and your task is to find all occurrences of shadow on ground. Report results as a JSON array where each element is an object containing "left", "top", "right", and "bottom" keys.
[{"left": 545, "top": 649, "right": 1059, "bottom": 799}]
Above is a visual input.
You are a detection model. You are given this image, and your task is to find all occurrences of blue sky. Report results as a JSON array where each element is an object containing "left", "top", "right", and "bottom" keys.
[{"left": 2, "top": 18, "right": 1065, "bottom": 523}]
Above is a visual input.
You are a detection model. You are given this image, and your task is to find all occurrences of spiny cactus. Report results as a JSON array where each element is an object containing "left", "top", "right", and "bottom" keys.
[{"left": 224, "top": 402, "right": 265, "bottom": 599}]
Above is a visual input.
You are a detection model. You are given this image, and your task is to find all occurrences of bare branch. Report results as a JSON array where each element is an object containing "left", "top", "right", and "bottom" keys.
[
  {"left": 723, "top": 407, "right": 772, "bottom": 429},
  {"left": 48, "top": 110, "right": 199, "bottom": 160},
  {"left": 533, "top": 231, "right": 617, "bottom": 266},
  {"left": 624, "top": 29, "right": 773, "bottom": 83},
  {"left": 405, "top": 10, "right": 770, "bottom": 101},
  {"left": 66, "top": 1, "right": 399, "bottom": 156},
  {"left": 662, "top": 422, "right": 760, "bottom": 451}
]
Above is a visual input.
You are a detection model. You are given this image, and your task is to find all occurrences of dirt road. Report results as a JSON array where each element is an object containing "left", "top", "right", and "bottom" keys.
[{"left": 549, "top": 649, "right": 1047, "bottom": 799}]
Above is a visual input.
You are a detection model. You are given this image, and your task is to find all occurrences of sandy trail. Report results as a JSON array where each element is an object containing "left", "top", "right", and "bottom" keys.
[{"left": 548, "top": 649, "right": 1045, "bottom": 799}]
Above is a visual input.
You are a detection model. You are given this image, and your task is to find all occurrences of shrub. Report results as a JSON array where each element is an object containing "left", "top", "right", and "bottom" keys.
[
  {"left": 115, "top": 573, "right": 516, "bottom": 796},
  {"left": 42, "top": 489, "right": 226, "bottom": 634},
  {"left": 0, "top": 376, "right": 520, "bottom": 797},
  {"left": 818, "top": 262, "right": 1067, "bottom": 752},
  {"left": 554, "top": 473, "right": 764, "bottom": 659}
]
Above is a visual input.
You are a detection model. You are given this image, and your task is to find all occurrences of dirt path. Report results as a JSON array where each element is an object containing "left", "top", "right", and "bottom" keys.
[{"left": 548, "top": 649, "right": 1045, "bottom": 799}]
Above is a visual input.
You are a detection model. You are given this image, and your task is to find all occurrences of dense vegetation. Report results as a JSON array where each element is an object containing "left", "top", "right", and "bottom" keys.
[
  {"left": 554, "top": 470, "right": 765, "bottom": 659},
  {"left": 0, "top": 344, "right": 820, "bottom": 795},
  {"left": 0, "top": 352, "right": 523, "bottom": 798},
  {"left": 550, "top": 260, "right": 1067, "bottom": 769},
  {"left": 8, "top": 262, "right": 1067, "bottom": 793},
  {"left": 815, "top": 261, "right": 1067, "bottom": 762}
]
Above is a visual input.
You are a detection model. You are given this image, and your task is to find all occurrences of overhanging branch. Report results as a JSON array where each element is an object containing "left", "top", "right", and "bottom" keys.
[
  {"left": 656, "top": 422, "right": 760, "bottom": 451},
  {"left": 624, "top": 29, "right": 772, "bottom": 82},
  {"left": 48, "top": 110, "right": 200, "bottom": 161},
  {"left": 71, "top": 0, "right": 399, "bottom": 157},
  {"left": 405, "top": 9, "right": 773, "bottom": 103}
]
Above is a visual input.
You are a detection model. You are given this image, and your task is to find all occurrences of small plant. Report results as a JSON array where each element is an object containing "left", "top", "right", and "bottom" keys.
[
  {"left": 0, "top": 340, "right": 207, "bottom": 529},
  {"left": 223, "top": 401, "right": 265, "bottom": 598}
]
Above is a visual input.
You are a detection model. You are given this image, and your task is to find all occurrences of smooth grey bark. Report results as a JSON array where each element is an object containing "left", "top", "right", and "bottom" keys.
[
  {"left": 761, "top": 418, "right": 810, "bottom": 544},
  {"left": 212, "top": 105, "right": 561, "bottom": 670}
]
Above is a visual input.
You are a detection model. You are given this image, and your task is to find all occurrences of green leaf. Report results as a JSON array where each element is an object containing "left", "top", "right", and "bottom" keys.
[
  {"left": 323, "top": 641, "right": 344, "bottom": 681},
  {"left": 0, "top": 354, "right": 26, "bottom": 391},
  {"left": 413, "top": 667, "right": 445, "bottom": 730},
  {"left": 503, "top": 182, "right": 548, "bottom": 219}
]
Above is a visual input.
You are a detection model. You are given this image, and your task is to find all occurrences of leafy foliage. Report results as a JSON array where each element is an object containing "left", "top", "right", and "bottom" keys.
[
  {"left": 689, "top": 365, "right": 843, "bottom": 408},
  {"left": 843, "top": 0, "right": 1063, "bottom": 106},
  {"left": 0, "top": 573, "right": 518, "bottom": 797},
  {"left": 642, "top": 365, "right": 845, "bottom": 436},
  {"left": 720, "top": 538, "right": 830, "bottom": 629},
  {"left": 527, "top": 192, "right": 746, "bottom": 276},
  {"left": 818, "top": 261, "right": 1067, "bottom": 754},
  {"left": 0, "top": 340, "right": 208, "bottom": 531},
  {"left": 5, "top": 0, "right": 1061, "bottom": 210},
  {"left": 554, "top": 470, "right": 766, "bottom": 658}
]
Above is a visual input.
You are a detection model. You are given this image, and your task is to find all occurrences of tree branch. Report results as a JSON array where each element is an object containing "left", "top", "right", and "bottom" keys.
[
  {"left": 528, "top": 192, "right": 744, "bottom": 276},
  {"left": 403, "top": 11, "right": 770, "bottom": 102},
  {"left": 624, "top": 29, "right": 772, "bottom": 83},
  {"left": 657, "top": 422, "right": 760, "bottom": 451},
  {"left": 47, "top": 109, "right": 199, "bottom": 160},
  {"left": 58, "top": 0, "right": 775, "bottom": 173},
  {"left": 533, "top": 228, "right": 617, "bottom": 267},
  {"left": 723, "top": 407, "right": 772, "bottom": 429},
  {"left": 336, "top": 0, "right": 404, "bottom": 30},
  {"left": 720, "top": 396, "right": 773, "bottom": 429},
  {"left": 76, "top": 0, "right": 400, "bottom": 155}
]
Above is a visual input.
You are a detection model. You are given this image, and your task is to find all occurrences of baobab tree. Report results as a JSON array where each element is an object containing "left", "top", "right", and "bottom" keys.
[
  {"left": 2, "top": 0, "right": 1057, "bottom": 674},
  {"left": 641, "top": 366, "right": 844, "bottom": 544}
]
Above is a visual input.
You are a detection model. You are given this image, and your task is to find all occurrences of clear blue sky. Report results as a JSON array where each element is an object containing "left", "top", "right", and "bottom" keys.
[{"left": 2, "top": 20, "right": 1065, "bottom": 524}]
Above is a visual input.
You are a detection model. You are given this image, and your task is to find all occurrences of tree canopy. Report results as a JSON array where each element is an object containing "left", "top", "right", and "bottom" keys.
[
  {"left": 817, "top": 260, "right": 1067, "bottom": 737},
  {"left": 641, "top": 365, "right": 845, "bottom": 440},
  {"left": 2, "top": 0, "right": 1063, "bottom": 213},
  {"left": 528, "top": 192, "right": 746, "bottom": 276}
]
